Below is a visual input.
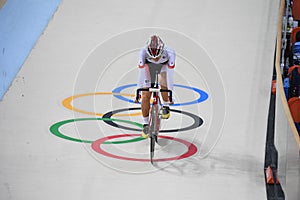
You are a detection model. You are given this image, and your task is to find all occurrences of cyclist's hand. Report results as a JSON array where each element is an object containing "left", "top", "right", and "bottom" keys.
[
  {"left": 168, "top": 96, "right": 174, "bottom": 105},
  {"left": 134, "top": 94, "right": 141, "bottom": 103}
]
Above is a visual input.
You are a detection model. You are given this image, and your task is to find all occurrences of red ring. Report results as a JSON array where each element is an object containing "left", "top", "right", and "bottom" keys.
[{"left": 91, "top": 134, "right": 197, "bottom": 162}]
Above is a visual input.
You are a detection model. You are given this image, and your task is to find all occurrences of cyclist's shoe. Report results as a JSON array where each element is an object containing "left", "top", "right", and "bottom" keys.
[
  {"left": 141, "top": 124, "right": 149, "bottom": 138},
  {"left": 160, "top": 106, "right": 170, "bottom": 119}
]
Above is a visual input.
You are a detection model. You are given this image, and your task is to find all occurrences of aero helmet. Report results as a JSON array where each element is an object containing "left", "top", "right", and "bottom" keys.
[{"left": 146, "top": 35, "right": 165, "bottom": 59}]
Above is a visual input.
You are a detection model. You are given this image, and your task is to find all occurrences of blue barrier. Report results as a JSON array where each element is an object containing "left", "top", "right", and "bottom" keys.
[{"left": 0, "top": 0, "right": 61, "bottom": 100}]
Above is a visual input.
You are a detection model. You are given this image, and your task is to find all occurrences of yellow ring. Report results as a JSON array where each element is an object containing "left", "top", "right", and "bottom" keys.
[{"left": 62, "top": 92, "right": 142, "bottom": 117}]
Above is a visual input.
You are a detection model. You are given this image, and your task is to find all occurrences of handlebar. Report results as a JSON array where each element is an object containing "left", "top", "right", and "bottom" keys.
[{"left": 135, "top": 88, "right": 173, "bottom": 103}]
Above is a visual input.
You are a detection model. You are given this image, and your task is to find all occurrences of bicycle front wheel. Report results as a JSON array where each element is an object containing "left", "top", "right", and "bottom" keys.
[{"left": 149, "top": 104, "right": 160, "bottom": 163}]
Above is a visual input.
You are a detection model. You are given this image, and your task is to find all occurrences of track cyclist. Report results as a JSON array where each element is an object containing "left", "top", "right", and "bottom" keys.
[{"left": 135, "top": 34, "right": 176, "bottom": 138}]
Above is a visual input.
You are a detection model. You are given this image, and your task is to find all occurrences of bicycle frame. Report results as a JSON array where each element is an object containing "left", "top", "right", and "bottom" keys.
[
  {"left": 149, "top": 88, "right": 162, "bottom": 137},
  {"left": 135, "top": 88, "right": 173, "bottom": 130}
]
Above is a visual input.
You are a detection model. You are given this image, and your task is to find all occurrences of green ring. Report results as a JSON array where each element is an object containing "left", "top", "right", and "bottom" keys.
[{"left": 49, "top": 118, "right": 144, "bottom": 144}]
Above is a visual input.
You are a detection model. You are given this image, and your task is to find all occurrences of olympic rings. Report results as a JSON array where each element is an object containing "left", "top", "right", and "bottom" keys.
[
  {"left": 91, "top": 134, "right": 198, "bottom": 162},
  {"left": 112, "top": 84, "right": 209, "bottom": 106},
  {"left": 62, "top": 92, "right": 141, "bottom": 117},
  {"left": 51, "top": 84, "right": 206, "bottom": 162},
  {"left": 102, "top": 107, "right": 203, "bottom": 133},
  {"left": 49, "top": 118, "right": 144, "bottom": 144}
]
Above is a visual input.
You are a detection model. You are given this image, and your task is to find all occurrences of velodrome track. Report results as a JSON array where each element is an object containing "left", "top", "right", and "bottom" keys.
[{"left": 0, "top": 0, "right": 286, "bottom": 199}]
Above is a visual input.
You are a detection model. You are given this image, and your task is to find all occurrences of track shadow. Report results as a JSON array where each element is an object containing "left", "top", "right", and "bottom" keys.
[{"left": 152, "top": 139, "right": 209, "bottom": 176}]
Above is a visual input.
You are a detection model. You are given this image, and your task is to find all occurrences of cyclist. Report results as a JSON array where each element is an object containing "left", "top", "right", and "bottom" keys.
[{"left": 135, "top": 34, "right": 175, "bottom": 138}]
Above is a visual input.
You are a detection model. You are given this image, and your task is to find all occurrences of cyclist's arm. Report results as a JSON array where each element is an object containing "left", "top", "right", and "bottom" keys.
[
  {"left": 137, "top": 48, "right": 147, "bottom": 89},
  {"left": 166, "top": 47, "right": 176, "bottom": 91}
]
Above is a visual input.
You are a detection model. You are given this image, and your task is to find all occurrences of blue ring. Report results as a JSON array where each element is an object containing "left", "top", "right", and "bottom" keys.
[{"left": 112, "top": 84, "right": 208, "bottom": 106}]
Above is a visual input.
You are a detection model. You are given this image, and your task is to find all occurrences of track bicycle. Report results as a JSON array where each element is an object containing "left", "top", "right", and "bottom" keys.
[{"left": 135, "top": 70, "right": 173, "bottom": 164}]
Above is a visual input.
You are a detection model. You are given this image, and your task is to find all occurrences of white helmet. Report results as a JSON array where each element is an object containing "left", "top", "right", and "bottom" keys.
[{"left": 146, "top": 34, "right": 165, "bottom": 59}]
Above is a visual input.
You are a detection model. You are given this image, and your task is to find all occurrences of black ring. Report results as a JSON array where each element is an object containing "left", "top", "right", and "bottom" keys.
[{"left": 102, "top": 107, "right": 203, "bottom": 133}]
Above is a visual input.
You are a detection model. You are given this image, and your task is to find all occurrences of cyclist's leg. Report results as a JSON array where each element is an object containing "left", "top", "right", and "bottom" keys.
[
  {"left": 141, "top": 90, "right": 151, "bottom": 121},
  {"left": 138, "top": 64, "right": 152, "bottom": 137},
  {"left": 159, "top": 67, "right": 171, "bottom": 119},
  {"left": 138, "top": 64, "right": 151, "bottom": 121},
  {"left": 159, "top": 71, "right": 169, "bottom": 102},
  {"left": 159, "top": 64, "right": 174, "bottom": 103},
  {"left": 141, "top": 90, "right": 151, "bottom": 138}
]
